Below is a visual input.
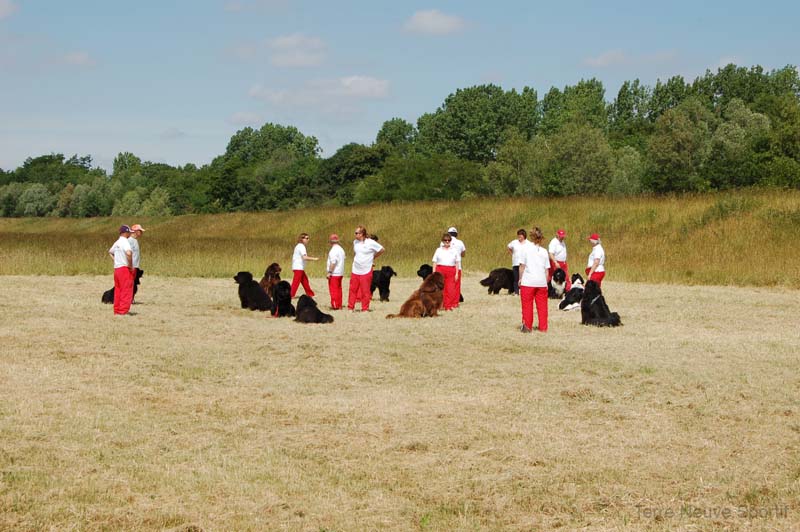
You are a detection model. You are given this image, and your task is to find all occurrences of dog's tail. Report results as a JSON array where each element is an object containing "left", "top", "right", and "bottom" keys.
[
  {"left": 385, "top": 313, "right": 398, "bottom": 319},
  {"left": 609, "top": 312, "right": 622, "bottom": 326}
]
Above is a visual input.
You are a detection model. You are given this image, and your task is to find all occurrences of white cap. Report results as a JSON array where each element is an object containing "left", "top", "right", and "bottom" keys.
[{"left": 447, "top": 226, "right": 457, "bottom": 233}]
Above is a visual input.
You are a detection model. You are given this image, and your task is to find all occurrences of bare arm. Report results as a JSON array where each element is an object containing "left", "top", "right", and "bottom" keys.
[{"left": 588, "top": 258, "right": 600, "bottom": 277}]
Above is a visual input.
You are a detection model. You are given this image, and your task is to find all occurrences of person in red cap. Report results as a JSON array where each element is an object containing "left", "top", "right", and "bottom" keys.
[
  {"left": 548, "top": 228, "right": 571, "bottom": 291},
  {"left": 326, "top": 233, "right": 345, "bottom": 310},
  {"left": 586, "top": 233, "right": 606, "bottom": 287},
  {"left": 128, "top": 224, "right": 145, "bottom": 302},
  {"left": 108, "top": 225, "right": 135, "bottom": 315}
]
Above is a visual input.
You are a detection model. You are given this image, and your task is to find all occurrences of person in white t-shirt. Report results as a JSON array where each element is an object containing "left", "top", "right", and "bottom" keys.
[
  {"left": 325, "top": 233, "right": 346, "bottom": 310},
  {"left": 290, "top": 232, "right": 319, "bottom": 298},
  {"left": 432, "top": 232, "right": 462, "bottom": 310},
  {"left": 548, "top": 228, "right": 571, "bottom": 291},
  {"left": 108, "top": 224, "right": 134, "bottom": 316},
  {"left": 585, "top": 233, "right": 606, "bottom": 287},
  {"left": 446, "top": 226, "right": 465, "bottom": 306},
  {"left": 348, "top": 225, "right": 384, "bottom": 311},
  {"left": 507, "top": 228, "right": 530, "bottom": 295},
  {"left": 518, "top": 226, "right": 550, "bottom": 333},
  {"left": 128, "top": 223, "right": 145, "bottom": 302}
]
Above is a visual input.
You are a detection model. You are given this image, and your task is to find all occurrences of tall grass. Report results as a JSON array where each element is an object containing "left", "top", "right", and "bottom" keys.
[{"left": 1, "top": 189, "right": 799, "bottom": 287}]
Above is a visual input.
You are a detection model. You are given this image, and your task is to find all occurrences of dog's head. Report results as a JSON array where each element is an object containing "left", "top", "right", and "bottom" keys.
[
  {"left": 274, "top": 280, "right": 291, "bottom": 300},
  {"left": 552, "top": 268, "right": 566, "bottom": 284},
  {"left": 265, "top": 262, "right": 282, "bottom": 279},
  {"left": 381, "top": 266, "right": 397, "bottom": 278},
  {"left": 417, "top": 264, "right": 433, "bottom": 279},
  {"left": 582, "top": 280, "right": 601, "bottom": 299},
  {"left": 421, "top": 271, "right": 445, "bottom": 292},
  {"left": 296, "top": 294, "right": 317, "bottom": 312},
  {"left": 234, "top": 271, "right": 253, "bottom": 284},
  {"left": 570, "top": 273, "right": 584, "bottom": 285}
]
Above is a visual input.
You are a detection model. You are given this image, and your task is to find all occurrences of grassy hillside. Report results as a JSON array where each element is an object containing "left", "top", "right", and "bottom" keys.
[{"left": 1, "top": 189, "right": 799, "bottom": 287}]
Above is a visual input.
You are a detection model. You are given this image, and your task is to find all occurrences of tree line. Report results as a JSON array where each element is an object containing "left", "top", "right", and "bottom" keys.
[{"left": 2, "top": 63, "right": 799, "bottom": 218}]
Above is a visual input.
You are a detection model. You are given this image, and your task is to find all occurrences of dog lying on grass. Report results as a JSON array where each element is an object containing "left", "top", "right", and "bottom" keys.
[
  {"left": 559, "top": 274, "right": 584, "bottom": 311},
  {"left": 295, "top": 295, "right": 334, "bottom": 324}
]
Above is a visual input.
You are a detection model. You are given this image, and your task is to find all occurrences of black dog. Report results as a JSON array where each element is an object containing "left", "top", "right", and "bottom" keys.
[
  {"left": 370, "top": 265, "right": 397, "bottom": 302},
  {"left": 233, "top": 271, "right": 273, "bottom": 312},
  {"left": 480, "top": 268, "right": 515, "bottom": 295},
  {"left": 581, "top": 280, "right": 621, "bottom": 327},
  {"left": 548, "top": 268, "right": 567, "bottom": 299},
  {"left": 559, "top": 274, "right": 584, "bottom": 311},
  {"left": 102, "top": 269, "right": 144, "bottom": 303},
  {"left": 271, "top": 280, "right": 296, "bottom": 317},
  {"left": 295, "top": 295, "right": 334, "bottom": 324},
  {"left": 417, "top": 263, "right": 464, "bottom": 302}
]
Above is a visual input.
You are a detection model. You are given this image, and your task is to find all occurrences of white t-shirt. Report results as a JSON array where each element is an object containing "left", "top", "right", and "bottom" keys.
[
  {"left": 450, "top": 236, "right": 465, "bottom": 259},
  {"left": 587, "top": 243, "right": 606, "bottom": 272},
  {"left": 432, "top": 246, "right": 461, "bottom": 268},
  {"left": 519, "top": 244, "right": 550, "bottom": 287},
  {"left": 292, "top": 243, "right": 308, "bottom": 270},
  {"left": 128, "top": 236, "right": 141, "bottom": 268},
  {"left": 109, "top": 236, "right": 132, "bottom": 269},
  {"left": 326, "top": 244, "right": 345, "bottom": 276},
  {"left": 548, "top": 237, "right": 567, "bottom": 262},
  {"left": 352, "top": 238, "right": 383, "bottom": 275},
  {"left": 507, "top": 238, "right": 531, "bottom": 267}
]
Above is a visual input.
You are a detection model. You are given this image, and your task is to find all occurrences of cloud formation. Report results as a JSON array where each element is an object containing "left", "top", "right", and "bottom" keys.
[
  {"left": 268, "top": 33, "right": 327, "bottom": 67},
  {"left": 403, "top": 9, "right": 465, "bottom": 35},
  {"left": 0, "top": 0, "right": 18, "bottom": 20},
  {"left": 583, "top": 49, "right": 677, "bottom": 69},
  {"left": 249, "top": 75, "right": 389, "bottom": 109}
]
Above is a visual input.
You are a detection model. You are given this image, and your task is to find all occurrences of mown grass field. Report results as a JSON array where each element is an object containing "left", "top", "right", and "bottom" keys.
[
  {"left": 1, "top": 189, "right": 799, "bottom": 287},
  {"left": 1, "top": 274, "right": 798, "bottom": 531}
]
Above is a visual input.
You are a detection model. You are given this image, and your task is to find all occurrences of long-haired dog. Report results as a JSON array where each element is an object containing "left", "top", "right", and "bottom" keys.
[
  {"left": 581, "top": 280, "right": 621, "bottom": 327},
  {"left": 259, "top": 263, "right": 282, "bottom": 296},
  {"left": 234, "top": 271, "right": 273, "bottom": 312},
  {"left": 548, "top": 268, "right": 567, "bottom": 299},
  {"left": 480, "top": 267, "right": 515, "bottom": 295},
  {"left": 559, "top": 274, "right": 584, "bottom": 311},
  {"left": 370, "top": 265, "right": 397, "bottom": 302},
  {"left": 386, "top": 272, "right": 445, "bottom": 318},
  {"left": 271, "top": 280, "right": 296, "bottom": 317},
  {"left": 295, "top": 295, "right": 334, "bottom": 324}
]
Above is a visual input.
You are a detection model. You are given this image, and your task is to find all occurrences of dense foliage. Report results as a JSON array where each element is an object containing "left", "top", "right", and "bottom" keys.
[{"left": 2, "top": 64, "right": 799, "bottom": 217}]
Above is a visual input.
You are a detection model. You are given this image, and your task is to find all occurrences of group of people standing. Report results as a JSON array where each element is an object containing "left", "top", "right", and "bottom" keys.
[
  {"left": 508, "top": 228, "right": 606, "bottom": 333},
  {"left": 107, "top": 223, "right": 145, "bottom": 316},
  {"left": 290, "top": 225, "right": 385, "bottom": 312},
  {"left": 290, "top": 225, "right": 468, "bottom": 313}
]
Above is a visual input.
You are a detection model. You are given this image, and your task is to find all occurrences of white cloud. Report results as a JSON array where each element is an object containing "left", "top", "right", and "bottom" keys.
[
  {"left": 268, "top": 33, "right": 326, "bottom": 67},
  {"left": 403, "top": 9, "right": 465, "bottom": 35},
  {"left": 583, "top": 49, "right": 678, "bottom": 69},
  {"left": 160, "top": 127, "right": 187, "bottom": 140},
  {"left": 249, "top": 75, "right": 389, "bottom": 109},
  {"left": 584, "top": 50, "right": 628, "bottom": 68},
  {"left": 0, "top": 0, "right": 19, "bottom": 20},
  {"left": 228, "top": 111, "right": 264, "bottom": 126},
  {"left": 59, "top": 51, "right": 96, "bottom": 67}
]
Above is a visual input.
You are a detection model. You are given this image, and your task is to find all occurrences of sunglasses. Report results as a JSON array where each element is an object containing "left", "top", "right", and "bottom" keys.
[{"left": 442, "top": 239, "right": 451, "bottom": 243}]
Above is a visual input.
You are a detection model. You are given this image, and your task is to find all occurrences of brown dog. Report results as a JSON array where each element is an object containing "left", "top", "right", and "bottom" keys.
[
  {"left": 259, "top": 263, "right": 282, "bottom": 296},
  {"left": 386, "top": 272, "right": 445, "bottom": 318}
]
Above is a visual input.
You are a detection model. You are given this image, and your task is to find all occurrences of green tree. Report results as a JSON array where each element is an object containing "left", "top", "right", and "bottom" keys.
[
  {"left": 317, "top": 143, "right": 385, "bottom": 205},
  {"left": 375, "top": 118, "right": 416, "bottom": 155},
  {"left": 415, "top": 84, "right": 538, "bottom": 163},
  {"left": 705, "top": 99, "right": 771, "bottom": 188},
  {"left": 17, "top": 183, "right": 56, "bottom": 216},
  {"left": 112, "top": 152, "right": 143, "bottom": 177},
  {"left": 0, "top": 183, "right": 25, "bottom": 216},
  {"left": 112, "top": 189, "right": 145, "bottom": 215},
  {"left": 645, "top": 98, "right": 716, "bottom": 192},
  {"left": 648, "top": 76, "right": 689, "bottom": 121},
  {"left": 609, "top": 79, "right": 652, "bottom": 150},
  {"left": 540, "top": 79, "right": 607, "bottom": 134},
  {"left": 52, "top": 183, "right": 75, "bottom": 216},
  {"left": 140, "top": 187, "right": 173, "bottom": 216},
  {"left": 608, "top": 146, "right": 645, "bottom": 196},
  {"left": 542, "top": 123, "right": 614, "bottom": 195}
]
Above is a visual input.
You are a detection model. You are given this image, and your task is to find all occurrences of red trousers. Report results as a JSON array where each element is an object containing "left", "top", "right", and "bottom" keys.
[
  {"left": 585, "top": 268, "right": 606, "bottom": 287},
  {"left": 113, "top": 267, "right": 134, "bottom": 315},
  {"left": 348, "top": 271, "right": 373, "bottom": 310},
  {"left": 328, "top": 275, "right": 343, "bottom": 309},
  {"left": 290, "top": 270, "right": 315, "bottom": 297},
  {"left": 437, "top": 265, "right": 458, "bottom": 310},
  {"left": 520, "top": 285, "right": 548, "bottom": 332}
]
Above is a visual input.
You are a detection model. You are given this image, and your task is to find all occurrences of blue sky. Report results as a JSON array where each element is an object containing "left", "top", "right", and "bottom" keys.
[{"left": 1, "top": 0, "right": 798, "bottom": 172}]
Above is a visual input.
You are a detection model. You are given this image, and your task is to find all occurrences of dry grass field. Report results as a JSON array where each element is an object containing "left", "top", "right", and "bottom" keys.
[{"left": 1, "top": 274, "right": 798, "bottom": 531}]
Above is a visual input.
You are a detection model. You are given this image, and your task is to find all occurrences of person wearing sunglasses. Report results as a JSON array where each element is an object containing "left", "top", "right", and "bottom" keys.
[
  {"left": 348, "top": 225, "right": 384, "bottom": 311},
  {"left": 432, "top": 233, "right": 461, "bottom": 311},
  {"left": 290, "top": 232, "right": 319, "bottom": 298}
]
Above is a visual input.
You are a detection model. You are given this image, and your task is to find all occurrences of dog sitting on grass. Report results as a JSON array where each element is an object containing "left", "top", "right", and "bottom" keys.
[
  {"left": 271, "top": 280, "right": 296, "bottom": 317},
  {"left": 386, "top": 272, "right": 445, "bottom": 318},
  {"left": 580, "top": 280, "right": 621, "bottom": 327},
  {"left": 233, "top": 271, "right": 273, "bottom": 312}
]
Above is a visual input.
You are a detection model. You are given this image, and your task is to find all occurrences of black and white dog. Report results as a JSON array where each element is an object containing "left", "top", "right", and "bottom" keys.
[
  {"left": 559, "top": 274, "right": 584, "bottom": 311},
  {"left": 581, "top": 280, "right": 622, "bottom": 327},
  {"left": 370, "top": 265, "right": 397, "bottom": 302},
  {"left": 548, "top": 268, "right": 567, "bottom": 299}
]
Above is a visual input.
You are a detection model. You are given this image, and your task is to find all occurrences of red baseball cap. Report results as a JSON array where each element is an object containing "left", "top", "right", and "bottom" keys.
[
  {"left": 329, "top": 233, "right": 339, "bottom": 243},
  {"left": 557, "top": 229, "right": 566, "bottom": 237},
  {"left": 588, "top": 233, "right": 600, "bottom": 241}
]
